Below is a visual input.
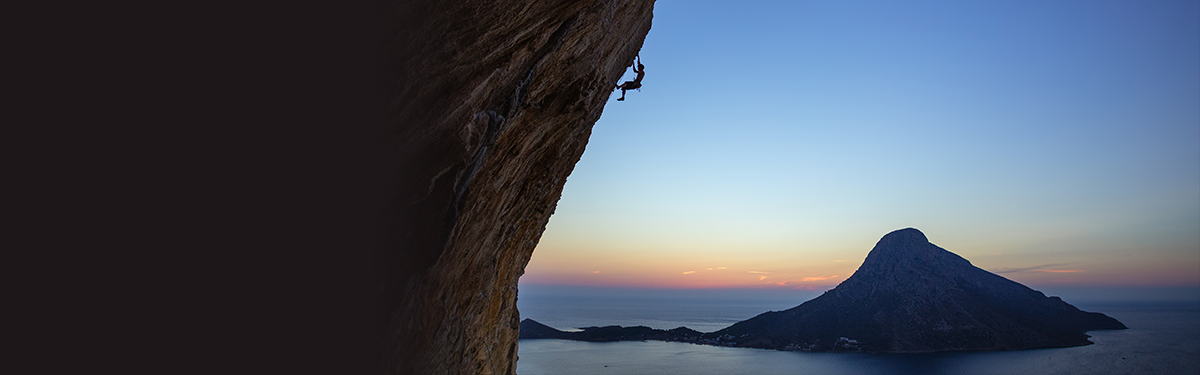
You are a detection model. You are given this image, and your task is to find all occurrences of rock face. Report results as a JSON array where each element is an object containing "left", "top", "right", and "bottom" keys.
[
  {"left": 382, "top": 1, "right": 655, "bottom": 374},
  {"left": 713, "top": 228, "right": 1126, "bottom": 352}
]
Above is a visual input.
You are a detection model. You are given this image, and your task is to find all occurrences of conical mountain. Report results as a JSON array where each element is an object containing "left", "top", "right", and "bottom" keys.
[{"left": 712, "top": 228, "right": 1126, "bottom": 352}]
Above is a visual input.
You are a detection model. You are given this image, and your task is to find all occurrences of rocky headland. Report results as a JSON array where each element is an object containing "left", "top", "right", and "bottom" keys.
[{"left": 520, "top": 319, "right": 702, "bottom": 342}]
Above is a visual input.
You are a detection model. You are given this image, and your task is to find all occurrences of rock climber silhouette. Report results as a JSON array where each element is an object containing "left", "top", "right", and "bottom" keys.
[{"left": 615, "top": 56, "right": 644, "bottom": 101}]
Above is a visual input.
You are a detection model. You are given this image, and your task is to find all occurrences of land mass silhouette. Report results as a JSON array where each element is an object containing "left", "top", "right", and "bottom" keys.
[
  {"left": 520, "top": 228, "right": 1127, "bottom": 352},
  {"left": 520, "top": 319, "right": 702, "bottom": 342}
]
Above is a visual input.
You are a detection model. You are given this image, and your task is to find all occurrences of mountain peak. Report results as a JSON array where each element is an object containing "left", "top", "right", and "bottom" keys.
[
  {"left": 879, "top": 227, "right": 928, "bottom": 245},
  {"left": 855, "top": 227, "right": 968, "bottom": 276},
  {"left": 714, "top": 228, "right": 1126, "bottom": 352}
]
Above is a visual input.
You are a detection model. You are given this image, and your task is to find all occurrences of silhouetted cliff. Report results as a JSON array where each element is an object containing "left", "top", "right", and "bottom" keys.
[
  {"left": 383, "top": 1, "right": 655, "bottom": 374},
  {"left": 712, "top": 228, "right": 1126, "bottom": 352}
]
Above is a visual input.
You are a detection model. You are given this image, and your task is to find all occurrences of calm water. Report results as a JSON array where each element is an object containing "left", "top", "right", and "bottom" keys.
[
  {"left": 517, "top": 291, "right": 1200, "bottom": 375},
  {"left": 516, "top": 288, "right": 813, "bottom": 333}
]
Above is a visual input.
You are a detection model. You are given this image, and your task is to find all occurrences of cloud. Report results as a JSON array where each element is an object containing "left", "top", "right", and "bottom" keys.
[
  {"left": 758, "top": 276, "right": 768, "bottom": 281},
  {"left": 799, "top": 275, "right": 839, "bottom": 282},
  {"left": 592, "top": 271, "right": 600, "bottom": 274},
  {"left": 775, "top": 281, "right": 789, "bottom": 286},
  {"left": 990, "top": 263, "right": 1075, "bottom": 274},
  {"left": 716, "top": 267, "right": 727, "bottom": 270},
  {"left": 682, "top": 271, "right": 696, "bottom": 275},
  {"left": 748, "top": 271, "right": 772, "bottom": 274},
  {"left": 707, "top": 268, "right": 713, "bottom": 270}
]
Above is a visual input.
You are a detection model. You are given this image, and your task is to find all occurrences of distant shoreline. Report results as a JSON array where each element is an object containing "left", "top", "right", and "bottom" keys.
[{"left": 520, "top": 318, "right": 1124, "bottom": 353}]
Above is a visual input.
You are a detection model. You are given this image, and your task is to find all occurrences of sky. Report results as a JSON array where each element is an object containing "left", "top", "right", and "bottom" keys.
[{"left": 519, "top": 0, "right": 1200, "bottom": 299}]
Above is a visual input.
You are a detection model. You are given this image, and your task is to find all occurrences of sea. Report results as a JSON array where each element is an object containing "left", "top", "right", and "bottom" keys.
[{"left": 515, "top": 286, "right": 1200, "bottom": 375}]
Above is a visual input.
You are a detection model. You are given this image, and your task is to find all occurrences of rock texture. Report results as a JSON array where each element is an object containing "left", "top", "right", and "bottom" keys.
[
  {"left": 713, "top": 228, "right": 1126, "bottom": 353},
  {"left": 382, "top": 1, "right": 654, "bottom": 374}
]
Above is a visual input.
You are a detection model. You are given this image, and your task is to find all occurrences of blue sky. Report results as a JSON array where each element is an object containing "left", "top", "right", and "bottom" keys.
[{"left": 521, "top": 0, "right": 1200, "bottom": 295}]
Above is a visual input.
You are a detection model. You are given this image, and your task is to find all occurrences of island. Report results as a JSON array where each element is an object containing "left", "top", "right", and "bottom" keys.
[
  {"left": 519, "top": 228, "right": 1127, "bottom": 353},
  {"left": 520, "top": 319, "right": 703, "bottom": 342}
]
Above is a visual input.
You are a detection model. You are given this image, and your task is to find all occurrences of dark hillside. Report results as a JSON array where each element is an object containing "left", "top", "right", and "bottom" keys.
[{"left": 711, "top": 228, "right": 1125, "bottom": 352}]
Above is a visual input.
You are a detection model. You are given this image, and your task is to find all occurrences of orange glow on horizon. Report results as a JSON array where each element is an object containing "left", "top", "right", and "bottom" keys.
[
  {"left": 799, "top": 275, "right": 840, "bottom": 281},
  {"left": 520, "top": 263, "right": 853, "bottom": 290},
  {"left": 521, "top": 222, "right": 1199, "bottom": 290},
  {"left": 521, "top": 253, "right": 1200, "bottom": 290}
]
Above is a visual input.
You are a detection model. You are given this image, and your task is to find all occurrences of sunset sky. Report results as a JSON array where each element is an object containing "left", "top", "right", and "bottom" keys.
[{"left": 519, "top": 0, "right": 1200, "bottom": 297}]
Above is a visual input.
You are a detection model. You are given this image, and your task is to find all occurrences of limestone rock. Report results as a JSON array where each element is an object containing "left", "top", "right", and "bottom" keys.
[{"left": 381, "top": 1, "right": 655, "bottom": 374}]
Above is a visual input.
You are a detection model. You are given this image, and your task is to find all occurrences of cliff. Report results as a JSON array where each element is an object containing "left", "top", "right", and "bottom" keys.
[
  {"left": 382, "top": 1, "right": 655, "bottom": 374},
  {"left": 712, "top": 228, "right": 1126, "bottom": 352}
]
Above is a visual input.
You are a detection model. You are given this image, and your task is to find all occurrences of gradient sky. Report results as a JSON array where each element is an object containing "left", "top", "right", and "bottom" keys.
[{"left": 519, "top": 0, "right": 1200, "bottom": 294}]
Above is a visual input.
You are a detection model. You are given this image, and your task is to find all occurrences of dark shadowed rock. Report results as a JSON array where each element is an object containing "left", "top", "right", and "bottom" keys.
[
  {"left": 711, "top": 228, "right": 1127, "bottom": 353},
  {"left": 383, "top": 1, "right": 656, "bottom": 374}
]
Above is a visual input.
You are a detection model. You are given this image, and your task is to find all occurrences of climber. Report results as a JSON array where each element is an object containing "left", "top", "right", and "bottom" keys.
[{"left": 615, "top": 56, "right": 644, "bottom": 101}]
